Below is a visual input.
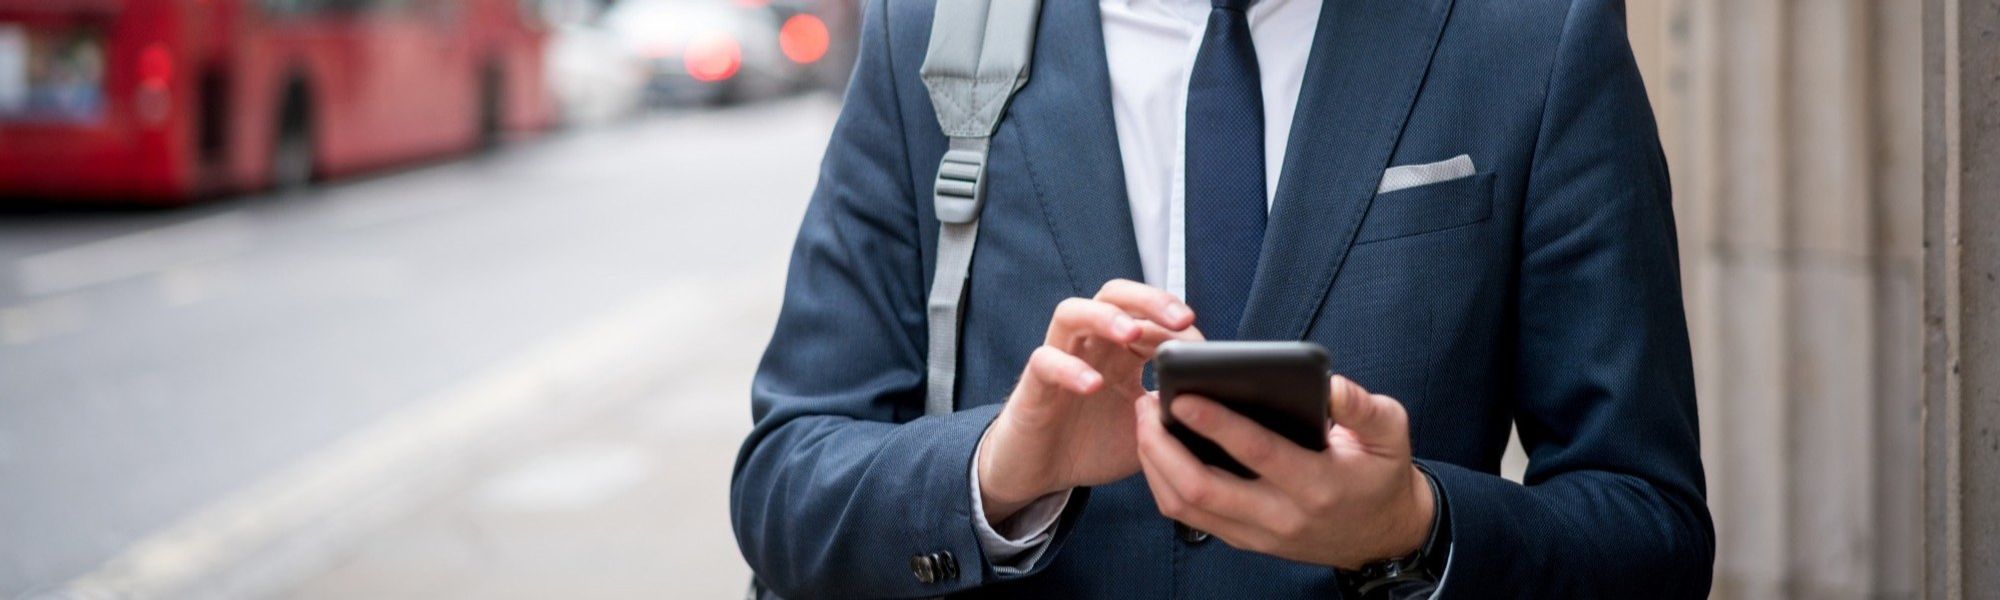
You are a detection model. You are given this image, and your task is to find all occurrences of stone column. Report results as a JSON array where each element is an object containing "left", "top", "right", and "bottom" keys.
[
  {"left": 1627, "top": 1, "right": 1924, "bottom": 597},
  {"left": 1922, "top": 0, "right": 2000, "bottom": 596}
]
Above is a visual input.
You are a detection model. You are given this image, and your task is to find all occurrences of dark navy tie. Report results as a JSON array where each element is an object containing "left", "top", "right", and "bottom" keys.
[{"left": 1184, "top": 0, "right": 1264, "bottom": 341}]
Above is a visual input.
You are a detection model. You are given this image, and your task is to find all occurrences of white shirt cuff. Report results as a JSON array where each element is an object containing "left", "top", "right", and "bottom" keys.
[{"left": 968, "top": 443, "right": 1072, "bottom": 575}]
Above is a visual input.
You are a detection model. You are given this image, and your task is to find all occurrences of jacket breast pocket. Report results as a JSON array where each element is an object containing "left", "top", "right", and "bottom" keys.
[{"left": 1353, "top": 171, "right": 1496, "bottom": 245}]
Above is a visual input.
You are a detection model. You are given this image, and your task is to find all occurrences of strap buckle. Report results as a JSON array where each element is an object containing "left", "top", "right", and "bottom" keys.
[{"left": 933, "top": 139, "right": 989, "bottom": 224}]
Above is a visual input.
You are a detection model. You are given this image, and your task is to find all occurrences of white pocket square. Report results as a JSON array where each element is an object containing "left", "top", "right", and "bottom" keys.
[{"left": 1377, "top": 154, "right": 1476, "bottom": 194}]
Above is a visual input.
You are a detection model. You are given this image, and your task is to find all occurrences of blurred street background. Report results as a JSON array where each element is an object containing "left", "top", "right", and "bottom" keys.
[
  {"left": 3, "top": 0, "right": 1997, "bottom": 598},
  {"left": 1, "top": 97, "right": 833, "bottom": 597},
  {"left": 2, "top": 0, "right": 846, "bottom": 596}
]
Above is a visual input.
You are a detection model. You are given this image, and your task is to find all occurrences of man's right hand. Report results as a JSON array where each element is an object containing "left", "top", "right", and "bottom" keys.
[{"left": 977, "top": 280, "right": 1201, "bottom": 523}]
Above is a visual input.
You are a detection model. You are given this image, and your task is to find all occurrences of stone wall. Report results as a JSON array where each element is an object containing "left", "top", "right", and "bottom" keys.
[{"left": 1921, "top": 0, "right": 2000, "bottom": 595}]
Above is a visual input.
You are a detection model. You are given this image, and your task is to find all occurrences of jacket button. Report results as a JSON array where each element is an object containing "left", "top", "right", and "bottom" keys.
[
  {"left": 1175, "top": 521, "right": 1210, "bottom": 544},
  {"left": 910, "top": 554, "right": 938, "bottom": 584},
  {"left": 932, "top": 551, "right": 959, "bottom": 580}
]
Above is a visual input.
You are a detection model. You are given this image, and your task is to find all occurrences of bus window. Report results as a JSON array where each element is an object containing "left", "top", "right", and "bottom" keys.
[
  {"left": 0, "top": 23, "right": 106, "bottom": 122},
  {"left": 261, "top": 0, "right": 381, "bottom": 16}
]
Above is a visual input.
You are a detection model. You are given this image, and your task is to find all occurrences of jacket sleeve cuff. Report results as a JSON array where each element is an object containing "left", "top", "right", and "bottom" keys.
[
  {"left": 894, "top": 403, "right": 1089, "bottom": 595},
  {"left": 1414, "top": 459, "right": 1530, "bottom": 596},
  {"left": 1416, "top": 461, "right": 1455, "bottom": 599},
  {"left": 968, "top": 441, "right": 1072, "bottom": 575}
]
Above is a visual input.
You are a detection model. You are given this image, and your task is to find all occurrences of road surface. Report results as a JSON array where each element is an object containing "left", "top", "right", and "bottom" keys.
[{"left": 0, "top": 97, "right": 838, "bottom": 597}]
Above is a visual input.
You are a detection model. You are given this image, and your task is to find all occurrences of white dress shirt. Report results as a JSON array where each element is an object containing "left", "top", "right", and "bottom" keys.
[{"left": 973, "top": 0, "right": 1323, "bottom": 572}]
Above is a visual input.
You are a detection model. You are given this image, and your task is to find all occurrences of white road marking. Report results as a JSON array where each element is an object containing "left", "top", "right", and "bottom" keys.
[
  {"left": 152, "top": 262, "right": 242, "bottom": 308},
  {"left": 12, "top": 214, "right": 253, "bottom": 298},
  {"left": 284, "top": 256, "right": 413, "bottom": 301},
  {"left": 474, "top": 442, "right": 654, "bottom": 513},
  {"left": 321, "top": 195, "right": 476, "bottom": 231},
  {"left": 43, "top": 267, "right": 782, "bottom": 600},
  {"left": 0, "top": 294, "right": 87, "bottom": 346},
  {"left": 316, "top": 173, "right": 486, "bottom": 232}
]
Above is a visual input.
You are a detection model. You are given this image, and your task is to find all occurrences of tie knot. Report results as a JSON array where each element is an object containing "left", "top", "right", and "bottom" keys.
[{"left": 1213, "top": 0, "right": 1252, "bottom": 11}]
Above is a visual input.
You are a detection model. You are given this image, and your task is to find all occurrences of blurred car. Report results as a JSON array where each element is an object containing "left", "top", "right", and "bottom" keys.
[
  {"left": 770, "top": 0, "right": 857, "bottom": 92},
  {"left": 534, "top": 0, "right": 644, "bottom": 126},
  {"left": 546, "top": 21, "right": 646, "bottom": 125},
  {"left": 602, "top": 0, "right": 828, "bottom": 106}
]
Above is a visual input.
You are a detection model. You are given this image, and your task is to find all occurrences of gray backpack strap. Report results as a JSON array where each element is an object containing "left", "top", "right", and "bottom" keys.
[{"left": 918, "top": 0, "right": 1040, "bottom": 417}]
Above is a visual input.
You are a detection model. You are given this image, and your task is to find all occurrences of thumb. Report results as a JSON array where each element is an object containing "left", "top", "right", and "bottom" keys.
[{"left": 1328, "top": 375, "right": 1409, "bottom": 446}]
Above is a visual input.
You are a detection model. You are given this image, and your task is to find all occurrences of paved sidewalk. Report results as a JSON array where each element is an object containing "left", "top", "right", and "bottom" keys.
[{"left": 283, "top": 300, "right": 769, "bottom": 599}]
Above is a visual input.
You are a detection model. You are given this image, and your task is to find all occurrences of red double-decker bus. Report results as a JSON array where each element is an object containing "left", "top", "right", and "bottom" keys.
[{"left": 0, "top": 0, "right": 552, "bottom": 204}]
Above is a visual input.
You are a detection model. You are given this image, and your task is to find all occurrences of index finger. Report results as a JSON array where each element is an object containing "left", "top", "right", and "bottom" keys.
[
  {"left": 1046, "top": 298, "right": 1140, "bottom": 347},
  {"left": 1094, "top": 279, "right": 1195, "bottom": 330},
  {"left": 1127, "top": 319, "right": 1205, "bottom": 360}
]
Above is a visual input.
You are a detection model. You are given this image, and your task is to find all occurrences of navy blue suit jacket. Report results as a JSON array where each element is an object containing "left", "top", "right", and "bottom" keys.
[{"left": 732, "top": 0, "right": 1714, "bottom": 597}]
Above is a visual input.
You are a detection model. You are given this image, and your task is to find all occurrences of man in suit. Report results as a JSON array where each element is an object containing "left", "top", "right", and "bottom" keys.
[{"left": 732, "top": 0, "right": 1713, "bottom": 597}]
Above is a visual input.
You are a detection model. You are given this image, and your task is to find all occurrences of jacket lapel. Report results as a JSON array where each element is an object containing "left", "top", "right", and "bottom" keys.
[
  {"left": 1236, "top": 0, "right": 1454, "bottom": 341},
  {"left": 1005, "top": 0, "right": 1145, "bottom": 296}
]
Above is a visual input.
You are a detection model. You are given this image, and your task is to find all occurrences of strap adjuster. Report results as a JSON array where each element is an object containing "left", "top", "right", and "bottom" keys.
[{"left": 933, "top": 140, "right": 989, "bottom": 224}]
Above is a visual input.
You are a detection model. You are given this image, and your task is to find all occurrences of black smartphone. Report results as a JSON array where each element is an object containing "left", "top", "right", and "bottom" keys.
[{"left": 1155, "top": 340, "right": 1331, "bottom": 479}]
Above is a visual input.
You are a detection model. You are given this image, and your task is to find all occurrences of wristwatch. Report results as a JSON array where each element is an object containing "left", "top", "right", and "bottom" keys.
[{"left": 1338, "top": 468, "right": 1449, "bottom": 599}]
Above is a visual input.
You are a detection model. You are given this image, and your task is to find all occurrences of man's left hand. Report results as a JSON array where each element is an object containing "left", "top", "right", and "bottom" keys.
[{"left": 1133, "top": 375, "right": 1434, "bottom": 570}]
